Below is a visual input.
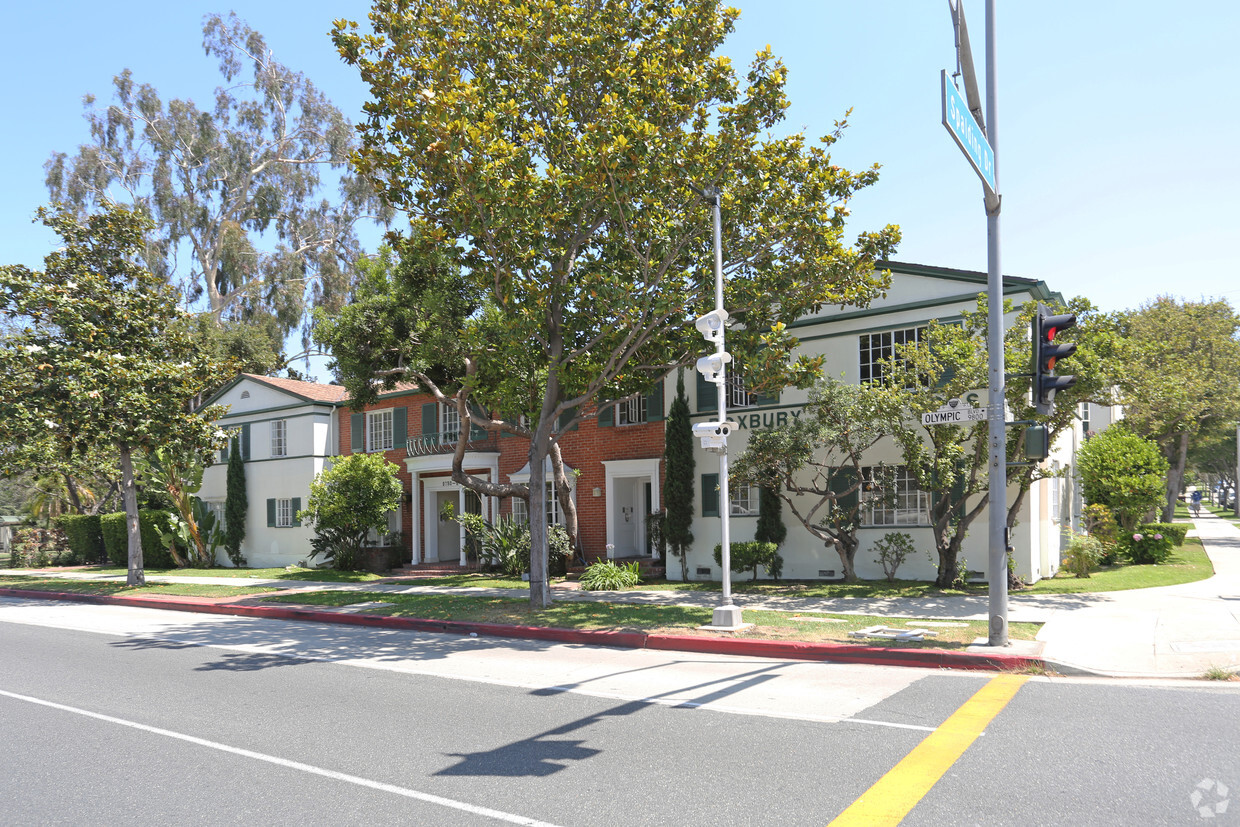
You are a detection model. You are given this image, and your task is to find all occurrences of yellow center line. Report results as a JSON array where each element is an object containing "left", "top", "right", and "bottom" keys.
[{"left": 828, "top": 674, "right": 1028, "bottom": 827}]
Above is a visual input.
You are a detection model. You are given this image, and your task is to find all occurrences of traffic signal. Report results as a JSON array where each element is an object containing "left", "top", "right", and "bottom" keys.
[{"left": 1032, "top": 304, "right": 1077, "bottom": 415}]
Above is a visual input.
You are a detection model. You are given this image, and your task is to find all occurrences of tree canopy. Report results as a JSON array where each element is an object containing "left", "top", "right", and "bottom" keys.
[
  {"left": 330, "top": 0, "right": 900, "bottom": 606},
  {"left": 46, "top": 12, "right": 385, "bottom": 348},
  {"left": 0, "top": 205, "right": 230, "bottom": 584}
]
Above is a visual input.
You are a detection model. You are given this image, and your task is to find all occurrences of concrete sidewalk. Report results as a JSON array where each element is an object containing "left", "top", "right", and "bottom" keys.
[{"left": 4, "top": 512, "right": 1240, "bottom": 678}]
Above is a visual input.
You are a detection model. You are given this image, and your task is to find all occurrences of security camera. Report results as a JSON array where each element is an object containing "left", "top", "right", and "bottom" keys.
[
  {"left": 696, "top": 351, "right": 732, "bottom": 384},
  {"left": 695, "top": 309, "right": 729, "bottom": 343},
  {"left": 693, "top": 420, "right": 740, "bottom": 451}
]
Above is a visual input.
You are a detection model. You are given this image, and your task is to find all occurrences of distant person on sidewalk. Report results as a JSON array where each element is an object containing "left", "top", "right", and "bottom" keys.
[{"left": 1191, "top": 490, "right": 1203, "bottom": 516}]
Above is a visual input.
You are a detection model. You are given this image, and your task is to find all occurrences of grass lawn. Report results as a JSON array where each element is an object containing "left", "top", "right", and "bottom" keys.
[
  {"left": 262, "top": 589, "right": 1040, "bottom": 648},
  {"left": 0, "top": 575, "right": 281, "bottom": 598},
  {"left": 1021, "top": 537, "right": 1213, "bottom": 594},
  {"left": 82, "top": 566, "right": 387, "bottom": 583},
  {"left": 628, "top": 578, "right": 981, "bottom": 600},
  {"left": 1205, "top": 505, "right": 1240, "bottom": 523}
]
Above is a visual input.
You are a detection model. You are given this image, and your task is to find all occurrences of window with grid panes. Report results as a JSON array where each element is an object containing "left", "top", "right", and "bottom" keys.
[
  {"left": 511, "top": 483, "right": 563, "bottom": 526},
  {"left": 275, "top": 498, "right": 294, "bottom": 527},
  {"left": 367, "top": 410, "right": 393, "bottom": 452},
  {"left": 271, "top": 419, "right": 287, "bottom": 457},
  {"left": 859, "top": 326, "right": 927, "bottom": 385},
  {"left": 441, "top": 405, "right": 460, "bottom": 444},
  {"left": 616, "top": 395, "right": 647, "bottom": 426},
  {"left": 730, "top": 483, "right": 758, "bottom": 516},
  {"left": 861, "top": 465, "right": 930, "bottom": 526}
]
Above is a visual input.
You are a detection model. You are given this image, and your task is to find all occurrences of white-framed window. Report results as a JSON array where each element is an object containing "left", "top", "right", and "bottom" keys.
[
  {"left": 726, "top": 374, "right": 758, "bottom": 408},
  {"left": 275, "top": 498, "right": 294, "bottom": 528},
  {"left": 859, "top": 326, "right": 927, "bottom": 386},
  {"left": 861, "top": 465, "right": 930, "bottom": 527},
  {"left": 512, "top": 482, "right": 564, "bottom": 526},
  {"left": 730, "top": 483, "right": 759, "bottom": 516},
  {"left": 204, "top": 501, "right": 226, "bottom": 534},
  {"left": 441, "top": 405, "right": 461, "bottom": 444},
  {"left": 1050, "top": 461, "right": 1062, "bottom": 523},
  {"left": 616, "top": 395, "right": 647, "bottom": 426},
  {"left": 271, "top": 419, "right": 287, "bottom": 457},
  {"left": 367, "top": 409, "right": 393, "bottom": 453}
]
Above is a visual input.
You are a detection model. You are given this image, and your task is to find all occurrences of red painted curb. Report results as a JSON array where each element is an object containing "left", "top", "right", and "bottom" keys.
[{"left": 0, "top": 588, "right": 1041, "bottom": 672}]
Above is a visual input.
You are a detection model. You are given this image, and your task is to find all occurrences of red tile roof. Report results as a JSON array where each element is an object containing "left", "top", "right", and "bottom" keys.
[{"left": 240, "top": 373, "right": 349, "bottom": 403}]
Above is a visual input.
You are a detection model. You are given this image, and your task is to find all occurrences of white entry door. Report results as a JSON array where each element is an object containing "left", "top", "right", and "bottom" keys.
[{"left": 435, "top": 490, "right": 460, "bottom": 562}]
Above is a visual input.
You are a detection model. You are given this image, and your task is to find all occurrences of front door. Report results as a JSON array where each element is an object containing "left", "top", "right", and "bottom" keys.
[
  {"left": 612, "top": 477, "right": 649, "bottom": 557},
  {"left": 435, "top": 490, "right": 459, "bottom": 562}
]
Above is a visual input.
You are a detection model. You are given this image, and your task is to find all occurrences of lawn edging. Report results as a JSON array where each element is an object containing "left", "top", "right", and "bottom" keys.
[{"left": 0, "top": 586, "right": 1043, "bottom": 673}]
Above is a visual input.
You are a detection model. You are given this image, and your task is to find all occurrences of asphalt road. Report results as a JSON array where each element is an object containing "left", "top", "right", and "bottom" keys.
[{"left": 2, "top": 597, "right": 1238, "bottom": 825}]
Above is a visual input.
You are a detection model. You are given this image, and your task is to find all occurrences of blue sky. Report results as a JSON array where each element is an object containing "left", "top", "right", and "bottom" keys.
[{"left": 4, "top": 1, "right": 1238, "bottom": 322}]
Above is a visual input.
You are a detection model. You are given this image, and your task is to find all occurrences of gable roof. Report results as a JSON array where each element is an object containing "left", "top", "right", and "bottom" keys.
[{"left": 240, "top": 373, "right": 349, "bottom": 404}]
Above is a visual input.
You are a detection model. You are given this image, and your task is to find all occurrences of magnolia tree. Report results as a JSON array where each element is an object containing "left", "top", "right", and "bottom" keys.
[
  {"left": 329, "top": 0, "right": 900, "bottom": 606},
  {"left": 0, "top": 205, "right": 229, "bottom": 585}
]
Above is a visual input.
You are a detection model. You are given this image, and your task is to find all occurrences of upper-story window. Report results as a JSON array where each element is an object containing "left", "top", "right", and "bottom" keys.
[
  {"left": 860, "top": 326, "right": 927, "bottom": 385},
  {"left": 726, "top": 374, "right": 758, "bottom": 408},
  {"left": 616, "top": 395, "right": 648, "bottom": 426},
  {"left": 441, "top": 405, "right": 461, "bottom": 444},
  {"left": 367, "top": 410, "right": 393, "bottom": 452},
  {"left": 271, "top": 419, "right": 287, "bottom": 457}
]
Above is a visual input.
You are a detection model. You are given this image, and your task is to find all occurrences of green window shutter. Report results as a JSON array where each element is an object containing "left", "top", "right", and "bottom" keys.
[
  {"left": 598, "top": 402, "right": 614, "bottom": 427},
  {"left": 350, "top": 413, "right": 363, "bottom": 453},
  {"left": 421, "top": 403, "right": 438, "bottom": 437},
  {"left": 241, "top": 423, "right": 251, "bottom": 460},
  {"left": 291, "top": 497, "right": 301, "bottom": 527},
  {"left": 696, "top": 371, "right": 717, "bottom": 413},
  {"left": 467, "top": 402, "right": 487, "bottom": 440},
  {"left": 220, "top": 435, "right": 230, "bottom": 462},
  {"left": 266, "top": 498, "right": 276, "bottom": 527},
  {"left": 646, "top": 381, "right": 665, "bottom": 422},
  {"left": 830, "top": 468, "right": 860, "bottom": 514},
  {"left": 702, "top": 473, "right": 720, "bottom": 517},
  {"left": 558, "top": 406, "right": 578, "bottom": 432},
  {"left": 393, "top": 407, "right": 408, "bottom": 450}
]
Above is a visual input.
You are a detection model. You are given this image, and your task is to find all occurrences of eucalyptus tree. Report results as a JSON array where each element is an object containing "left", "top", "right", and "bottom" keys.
[
  {"left": 45, "top": 12, "right": 384, "bottom": 348},
  {"left": 330, "top": 0, "right": 900, "bottom": 607},
  {"left": 0, "top": 205, "right": 228, "bottom": 585}
]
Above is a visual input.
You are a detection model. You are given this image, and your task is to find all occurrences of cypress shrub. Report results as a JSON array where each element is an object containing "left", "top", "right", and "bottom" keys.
[{"left": 54, "top": 514, "right": 105, "bottom": 564}]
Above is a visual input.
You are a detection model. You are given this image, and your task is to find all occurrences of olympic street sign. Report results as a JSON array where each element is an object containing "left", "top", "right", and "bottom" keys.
[{"left": 921, "top": 405, "right": 989, "bottom": 426}]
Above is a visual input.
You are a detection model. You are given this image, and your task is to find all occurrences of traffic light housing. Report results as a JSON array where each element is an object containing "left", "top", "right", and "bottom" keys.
[{"left": 1032, "top": 304, "right": 1077, "bottom": 416}]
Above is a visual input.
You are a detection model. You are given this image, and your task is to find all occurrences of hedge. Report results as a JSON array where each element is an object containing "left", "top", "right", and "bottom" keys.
[
  {"left": 53, "top": 514, "right": 106, "bottom": 564},
  {"left": 1141, "top": 522, "right": 1188, "bottom": 547},
  {"left": 100, "top": 510, "right": 177, "bottom": 569},
  {"left": 713, "top": 541, "right": 783, "bottom": 581}
]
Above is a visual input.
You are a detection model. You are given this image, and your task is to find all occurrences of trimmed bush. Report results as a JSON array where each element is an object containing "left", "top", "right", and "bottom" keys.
[
  {"left": 1120, "top": 526, "right": 1174, "bottom": 565},
  {"left": 101, "top": 511, "right": 178, "bottom": 569},
  {"left": 54, "top": 514, "right": 105, "bottom": 564},
  {"left": 1062, "top": 531, "right": 1103, "bottom": 578},
  {"left": 713, "top": 541, "right": 782, "bottom": 582},
  {"left": 579, "top": 558, "right": 641, "bottom": 591}
]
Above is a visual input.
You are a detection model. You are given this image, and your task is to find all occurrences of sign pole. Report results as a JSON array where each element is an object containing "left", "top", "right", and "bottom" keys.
[{"left": 983, "top": 0, "right": 1009, "bottom": 646}]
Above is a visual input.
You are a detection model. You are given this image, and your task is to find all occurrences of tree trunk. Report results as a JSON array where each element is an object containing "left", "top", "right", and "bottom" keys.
[
  {"left": 527, "top": 428, "right": 552, "bottom": 609},
  {"left": 935, "top": 544, "right": 958, "bottom": 589},
  {"left": 835, "top": 537, "right": 858, "bottom": 582},
  {"left": 1162, "top": 432, "right": 1190, "bottom": 523},
  {"left": 119, "top": 443, "right": 145, "bottom": 586}
]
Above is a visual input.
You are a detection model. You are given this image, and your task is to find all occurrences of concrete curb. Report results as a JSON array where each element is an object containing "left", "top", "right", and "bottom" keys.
[{"left": 0, "top": 587, "right": 1044, "bottom": 673}]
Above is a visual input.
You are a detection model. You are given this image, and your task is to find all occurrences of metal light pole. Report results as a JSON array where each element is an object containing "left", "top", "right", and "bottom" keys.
[{"left": 691, "top": 184, "right": 744, "bottom": 630}]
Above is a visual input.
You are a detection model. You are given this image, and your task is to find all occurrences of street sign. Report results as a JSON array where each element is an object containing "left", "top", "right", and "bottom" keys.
[
  {"left": 922, "top": 405, "right": 989, "bottom": 426},
  {"left": 941, "top": 70, "right": 996, "bottom": 200}
]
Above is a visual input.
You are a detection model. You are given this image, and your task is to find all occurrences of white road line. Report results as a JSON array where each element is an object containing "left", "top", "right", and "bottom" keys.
[{"left": 0, "top": 688, "right": 564, "bottom": 827}]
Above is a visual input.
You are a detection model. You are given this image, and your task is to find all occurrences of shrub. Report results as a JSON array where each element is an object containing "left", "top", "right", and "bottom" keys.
[
  {"left": 453, "top": 513, "right": 573, "bottom": 577},
  {"left": 9, "top": 527, "right": 71, "bottom": 568},
  {"left": 1083, "top": 503, "right": 1121, "bottom": 565},
  {"left": 54, "top": 514, "right": 105, "bottom": 564},
  {"left": 1142, "top": 522, "right": 1188, "bottom": 547},
  {"left": 1077, "top": 424, "right": 1168, "bottom": 532},
  {"left": 300, "top": 453, "right": 403, "bottom": 571},
  {"left": 579, "top": 558, "right": 641, "bottom": 591},
  {"left": 1120, "top": 527, "right": 1174, "bottom": 565},
  {"left": 713, "top": 541, "right": 781, "bottom": 582},
  {"left": 1062, "top": 531, "right": 1103, "bottom": 578},
  {"left": 872, "top": 532, "right": 916, "bottom": 583},
  {"left": 100, "top": 511, "right": 177, "bottom": 569}
]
